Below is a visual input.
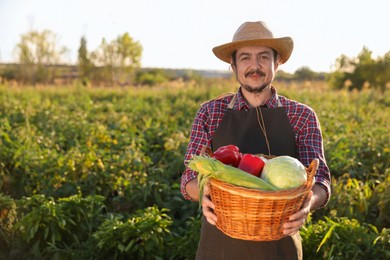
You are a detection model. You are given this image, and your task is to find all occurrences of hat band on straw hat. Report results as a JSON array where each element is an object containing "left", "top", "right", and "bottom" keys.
[{"left": 212, "top": 21, "right": 293, "bottom": 64}]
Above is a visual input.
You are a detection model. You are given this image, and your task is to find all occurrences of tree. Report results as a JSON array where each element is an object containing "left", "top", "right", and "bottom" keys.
[
  {"left": 294, "top": 66, "right": 316, "bottom": 81},
  {"left": 77, "top": 36, "right": 94, "bottom": 83},
  {"left": 135, "top": 69, "right": 171, "bottom": 86},
  {"left": 327, "top": 54, "right": 353, "bottom": 89},
  {"left": 15, "top": 29, "right": 68, "bottom": 84},
  {"left": 372, "top": 51, "right": 390, "bottom": 93},
  {"left": 350, "top": 47, "right": 375, "bottom": 90},
  {"left": 327, "top": 47, "right": 389, "bottom": 92},
  {"left": 91, "top": 32, "right": 142, "bottom": 85}
]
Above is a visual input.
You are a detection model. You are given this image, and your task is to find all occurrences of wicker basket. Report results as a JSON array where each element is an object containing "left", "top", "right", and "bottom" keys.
[{"left": 209, "top": 158, "right": 318, "bottom": 241}]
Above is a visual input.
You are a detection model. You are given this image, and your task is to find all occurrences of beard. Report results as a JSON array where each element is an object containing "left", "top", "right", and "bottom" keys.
[
  {"left": 242, "top": 83, "right": 269, "bottom": 93},
  {"left": 237, "top": 69, "right": 271, "bottom": 93}
]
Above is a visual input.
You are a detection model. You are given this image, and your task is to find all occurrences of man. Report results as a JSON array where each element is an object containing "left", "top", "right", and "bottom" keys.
[{"left": 181, "top": 21, "right": 331, "bottom": 259}]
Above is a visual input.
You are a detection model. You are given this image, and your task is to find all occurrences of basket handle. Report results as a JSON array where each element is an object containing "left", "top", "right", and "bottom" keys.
[{"left": 306, "top": 159, "right": 319, "bottom": 188}]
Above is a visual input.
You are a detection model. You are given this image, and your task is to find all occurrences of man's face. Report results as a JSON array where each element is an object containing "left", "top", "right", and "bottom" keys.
[{"left": 232, "top": 46, "right": 279, "bottom": 93}]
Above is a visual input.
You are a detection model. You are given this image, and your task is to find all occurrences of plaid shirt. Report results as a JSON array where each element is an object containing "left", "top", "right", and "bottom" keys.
[{"left": 181, "top": 86, "right": 331, "bottom": 207}]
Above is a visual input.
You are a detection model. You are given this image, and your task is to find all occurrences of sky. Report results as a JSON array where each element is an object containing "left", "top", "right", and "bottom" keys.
[{"left": 0, "top": 0, "right": 389, "bottom": 73}]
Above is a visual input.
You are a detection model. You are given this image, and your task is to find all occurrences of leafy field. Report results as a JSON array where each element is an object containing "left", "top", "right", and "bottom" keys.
[{"left": 0, "top": 80, "right": 389, "bottom": 259}]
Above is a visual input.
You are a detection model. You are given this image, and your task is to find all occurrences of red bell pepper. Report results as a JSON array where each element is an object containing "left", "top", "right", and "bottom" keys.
[
  {"left": 212, "top": 145, "right": 242, "bottom": 167},
  {"left": 238, "top": 154, "right": 265, "bottom": 177}
]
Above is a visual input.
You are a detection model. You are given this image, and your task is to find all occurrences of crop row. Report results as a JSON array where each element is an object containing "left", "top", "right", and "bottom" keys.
[{"left": 0, "top": 81, "right": 389, "bottom": 259}]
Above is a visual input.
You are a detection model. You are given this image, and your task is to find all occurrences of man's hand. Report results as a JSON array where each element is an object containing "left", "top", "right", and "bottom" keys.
[
  {"left": 201, "top": 184, "right": 218, "bottom": 225},
  {"left": 282, "top": 190, "right": 313, "bottom": 235}
]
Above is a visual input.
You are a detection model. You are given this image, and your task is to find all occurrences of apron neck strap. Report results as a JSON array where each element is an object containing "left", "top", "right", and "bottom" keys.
[
  {"left": 276, "top": 93, "right": 283, "bottom": 107},
  {"left": 228, "top": 94, "right": 236, "bottom": 109}
]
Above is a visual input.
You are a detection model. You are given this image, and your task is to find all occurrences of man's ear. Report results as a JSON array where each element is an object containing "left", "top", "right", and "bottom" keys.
[
  {"left": 230, "top": 61, "right": 236, "bottom": 73},
  {"left": 274, "top": 54, "right": 281, "bottom": 71}
]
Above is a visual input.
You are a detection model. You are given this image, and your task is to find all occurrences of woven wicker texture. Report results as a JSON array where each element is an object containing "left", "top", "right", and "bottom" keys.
[{"left": 209, "top": 158, "right": 318, "bottom": 241}]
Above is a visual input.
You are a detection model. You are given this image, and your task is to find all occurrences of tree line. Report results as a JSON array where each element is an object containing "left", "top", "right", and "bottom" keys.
[
  {"left": 1, "top": 29, "right": 145, "bottom": 86},
  {"left": 0, "top": 29, "right": 389, "bottom": 91}
]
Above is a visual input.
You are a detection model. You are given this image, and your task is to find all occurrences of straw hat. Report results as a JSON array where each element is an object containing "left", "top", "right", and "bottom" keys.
[{"left": 212, "top": 21, "right": 293, "bottom": 64}]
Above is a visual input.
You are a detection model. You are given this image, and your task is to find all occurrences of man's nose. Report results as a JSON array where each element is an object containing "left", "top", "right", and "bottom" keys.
[{"left": 250, "top": 57, "right": 262, "bottom": 69}]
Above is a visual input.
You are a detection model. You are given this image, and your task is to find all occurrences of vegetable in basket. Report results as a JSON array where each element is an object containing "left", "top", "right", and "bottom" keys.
[
  {"left": 188, "top": 155, "right": 277, "bottom": 203},
  {"left": 211, "top": 144, "right": 242, "bottom": 167},
  {"left": 261, "top": 156, "right": 307, "bottom": 190},
  {"left": 238, "top": 153, "right": 265, "bottom": 177}
]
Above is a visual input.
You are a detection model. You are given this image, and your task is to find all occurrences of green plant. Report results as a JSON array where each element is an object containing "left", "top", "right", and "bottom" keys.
[
  {"left": 169, "top": 213, "right": 202, "bottom": 260},
  {"left": 13, "top": 193, "right": 106, "bottom": 259},
  {"left": 301, "top": 216, "right": 390, "bottom": 259},
  {"left": 318, "top": 174, "right": 376, "bottom": 222},
  {"left": 0, "top": 194, "right": 17, "bottom": 254},
  {"left": 373, "top": 172, "right": 390, "bottom": 229},
  {"left": 93, "top": 206, "right": 172, "bottom": 259}
]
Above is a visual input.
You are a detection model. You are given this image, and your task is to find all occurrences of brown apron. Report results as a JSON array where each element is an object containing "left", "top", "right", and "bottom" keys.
[{"left": 195, "top": 94, "right": 303, "bottom": 260}]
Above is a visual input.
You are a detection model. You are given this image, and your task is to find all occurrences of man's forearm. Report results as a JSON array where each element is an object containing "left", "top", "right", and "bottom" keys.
[
  {"left": 311, "top": 183, "right": 328, "bottom": 210},
  {"left": 185, "top": 178, "right": 199, "bottom": 201}
]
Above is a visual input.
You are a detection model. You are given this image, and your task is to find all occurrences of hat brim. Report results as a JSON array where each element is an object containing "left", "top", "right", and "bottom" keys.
[{"left": 212, "top": 37, "right": 293, "bottom": 64}]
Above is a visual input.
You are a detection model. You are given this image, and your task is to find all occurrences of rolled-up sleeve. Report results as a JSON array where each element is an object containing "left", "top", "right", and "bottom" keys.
[
  {"left": 180, "top": 105, "right": 212, "bottom": 200},
  {"left": 297, "top": 107, "right": 331, "bottom": 208}
]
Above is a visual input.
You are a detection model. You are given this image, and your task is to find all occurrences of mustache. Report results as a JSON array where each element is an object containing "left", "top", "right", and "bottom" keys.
[{"left": 245, "top": 69, "right": 266, "bottom": 78}]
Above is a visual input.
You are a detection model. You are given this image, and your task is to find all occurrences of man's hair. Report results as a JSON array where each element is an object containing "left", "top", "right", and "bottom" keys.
[{"left": 231, "top": 49, "right": 279, "bottom": 67}]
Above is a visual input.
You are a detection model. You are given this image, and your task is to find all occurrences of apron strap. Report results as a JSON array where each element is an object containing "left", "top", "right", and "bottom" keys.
[
  {"left": 276, "top": 93, "right": 283, "bottom": 107},
  {"left": 228, "top": 94, "right": 236, "bottom": 109}
]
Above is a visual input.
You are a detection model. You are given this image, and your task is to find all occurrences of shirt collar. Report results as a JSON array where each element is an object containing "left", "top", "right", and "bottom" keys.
[{"left": 235, "top": 86, "right": 279, "bottom": 110}]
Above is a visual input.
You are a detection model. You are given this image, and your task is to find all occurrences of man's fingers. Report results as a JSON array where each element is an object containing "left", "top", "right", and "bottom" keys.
[
  {"left": 282, "top": 190, "right": 313, "bottom": 235},
  {"left": 202, "top": 192, "right": 217, "bottom": 225}
]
